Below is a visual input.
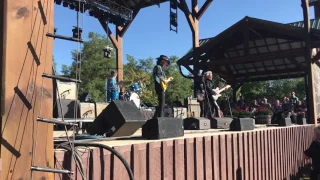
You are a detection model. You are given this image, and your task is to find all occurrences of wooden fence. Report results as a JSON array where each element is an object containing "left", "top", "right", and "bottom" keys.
[{"left": 54, "top": 125, "right": 314, "bottom": 180}]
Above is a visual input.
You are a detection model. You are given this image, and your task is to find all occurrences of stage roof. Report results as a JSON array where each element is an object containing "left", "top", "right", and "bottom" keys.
[{"left": 177, "top": 16, "right": 320, "bottom": 82}]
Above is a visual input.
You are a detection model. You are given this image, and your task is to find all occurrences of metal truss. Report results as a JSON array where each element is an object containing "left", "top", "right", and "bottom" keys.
[{"left": 60, "top": 0, "right": 133, "bottom": 21}]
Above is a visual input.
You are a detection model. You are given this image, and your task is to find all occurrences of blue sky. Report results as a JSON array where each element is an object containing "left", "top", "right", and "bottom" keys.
[{"left": 53, "top": 0, "right": 315, "bottom": 73}]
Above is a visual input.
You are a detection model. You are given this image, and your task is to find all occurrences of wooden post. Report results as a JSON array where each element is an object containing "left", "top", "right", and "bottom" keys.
[
  {"left": 1, "top": 0, "right": 54, "bottom": 179},
  {"left": 99, "top": 11, "right": 139, "bottom": 82},
  {"left": 302, "top": 0, "right": 317, "bottom": 125},
  {"left": 178, "top": 0, "right": 213, "bottom": 95}
]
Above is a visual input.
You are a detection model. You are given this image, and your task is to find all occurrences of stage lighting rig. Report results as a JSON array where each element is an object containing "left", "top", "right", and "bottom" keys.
[
  {"left": 55, "top": 0, "right": 133, "bottom": 25},
  {"left": 103, "top": 46, "right": 113, "bottom": 58},
  {"left": 72, "top": 26, "right": 83, "bottom": 39},
  {"left": 170, "top": 0, "right": 178, "bottom": 33}
]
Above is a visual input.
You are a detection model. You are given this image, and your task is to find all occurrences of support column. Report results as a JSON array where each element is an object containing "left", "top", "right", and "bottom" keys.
[
  {"left": 116, "top": 26, "right": 123, "bottom": 81},
  {"left": 178, "top": 0, "right": 213, "bottom": 95},
  {"left": 302, "top": 0, "right": 317, "bottom": 124},
  {"left": 99, "top": 11, "right": 139, "bottom": 82}
]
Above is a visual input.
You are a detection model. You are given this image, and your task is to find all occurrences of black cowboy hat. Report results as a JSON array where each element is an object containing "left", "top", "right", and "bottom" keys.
[{"left": 156, "top": 55, "right": 170, "bottom": 65}]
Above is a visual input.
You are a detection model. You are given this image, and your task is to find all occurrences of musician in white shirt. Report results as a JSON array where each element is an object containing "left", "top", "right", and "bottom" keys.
[{"left": 201, "top": 71, "right": 221, "bottom": 118}]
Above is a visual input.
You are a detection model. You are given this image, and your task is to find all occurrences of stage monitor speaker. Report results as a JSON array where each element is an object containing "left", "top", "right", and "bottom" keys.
[
  {"left": 230, "top": 118, "right": 255, "bottom": 131},
  {"left": 184, "top": 117, "right": 210, "bottom": 130},
  {"left": 86, "top": 100, "right": 146, "bottom": 137},
  {"left": 297, "top": 114, "right": 307, "bottom": 125},
  {"left": 211, "top": 117, "right": 234, "bottom": 129},
  {"left": 142, "top": 117, "right": 184, "bottom": 139},
  {"left": 278, "top": 118, "right": 292, "bottom": 126}
]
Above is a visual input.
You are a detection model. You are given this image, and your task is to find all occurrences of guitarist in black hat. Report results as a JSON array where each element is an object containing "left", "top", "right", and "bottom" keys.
[{"left": 153, "top": 55, "right": 171, "bottom": 117}]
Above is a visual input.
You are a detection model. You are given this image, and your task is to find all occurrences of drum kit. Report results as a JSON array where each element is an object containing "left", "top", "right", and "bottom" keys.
[{"left": 117, "top": 79, "right": 145, "bottom": 109}]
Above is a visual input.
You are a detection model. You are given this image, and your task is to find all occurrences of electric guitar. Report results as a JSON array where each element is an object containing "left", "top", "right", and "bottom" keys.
[
  {"left": 161, "top": 77, "right": 174, "bottom": 91},
  {"left": 212, "top": 85, "right": 231, "bottom": 100}
]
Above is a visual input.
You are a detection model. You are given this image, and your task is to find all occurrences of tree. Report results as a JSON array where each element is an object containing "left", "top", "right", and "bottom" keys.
[
  {"left": 122, "top": 55, "right": 194, "bottom": 106},
  {"left": 61, "top": 32, "right": 115, "bottom": 102},
  {"left": 240, "top": 78, "right": 305, "bottom": 103},
  {"left": 52, "top": 55, "right": 57, "bottom": 74},
  {"left": 163, "top": 56, "right": 193, "bottom": 106}
]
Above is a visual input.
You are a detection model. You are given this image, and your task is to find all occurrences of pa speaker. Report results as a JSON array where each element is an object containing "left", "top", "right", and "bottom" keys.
[
  {"left": 230, "top": 118, "right": 255, "bottom": 131},
  {"left": 184, "top": 117, "right": 210, "bottom": 130},
  {"left": 86, "top": 100, "right": 146, "bottom": 137},
  {"left": 297, "top": 114, "right": 307, "bottom": 125},
  {"left": 142, "top": 117, "right": 184, "bottom": 139},
  {"left": 53, "top": 99, "right": 81, "bottom": 119},
  {"left": 278, "top": 118, "right": 292, "bottom": 127},
  {"left": 211, "top": 117, "right": 234, "bottom": 129}
]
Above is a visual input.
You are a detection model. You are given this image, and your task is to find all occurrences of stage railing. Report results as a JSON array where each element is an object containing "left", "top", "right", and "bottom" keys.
[{"left": 54, "top": 125, "right": 314, "bottom": 180}]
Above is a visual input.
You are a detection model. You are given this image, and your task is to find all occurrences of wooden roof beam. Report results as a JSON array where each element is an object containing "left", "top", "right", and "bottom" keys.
[
  {"left": 287, "top": 56, "right": 306, "bottom": 70},
  {"left": 241, "top": 74, "right": 305, "bottom": 82},
  {"left": 209, "top": 48, "right": 305, "bottom": 65},
  {"left": 178, "top": 0, "right": 196, "bottom": 32},
  {"left": 235, "top": 68, "right": 304, "bottom": 78},
  {"left": 118, "top": 10, "right": 139, "bottom": 37},
  {"left": 196, "top": 0, "right": 213, "bottom": 20}
]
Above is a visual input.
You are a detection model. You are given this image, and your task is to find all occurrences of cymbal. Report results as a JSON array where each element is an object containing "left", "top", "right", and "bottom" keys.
[{"left": 118, "top": 80, "right": 132, "bottom": 86}]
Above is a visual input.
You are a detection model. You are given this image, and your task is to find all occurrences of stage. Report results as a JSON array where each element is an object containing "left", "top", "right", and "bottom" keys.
[{"left": 54, "top": 124, "right": 314, "bottom": 180}]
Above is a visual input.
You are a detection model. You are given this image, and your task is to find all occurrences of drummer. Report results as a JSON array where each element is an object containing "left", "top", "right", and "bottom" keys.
[{"left": 106, "top": 70, "right": 119, "bottom": 103}]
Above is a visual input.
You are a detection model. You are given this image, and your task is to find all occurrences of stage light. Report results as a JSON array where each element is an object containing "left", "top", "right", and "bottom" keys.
[
  {"left": 103, "top": 46, "right": 113, "bottom": 58},
  {"left": 170, "top": 11, "right": 177, "bottom": 27},
  {"left": 69, "top": 3, "right": 75, "bottom": 10},
  {"left": 72, "top": 27, "right": 82, "bottom": 39},
  {"left": 54, "top": 0, "right": 62, "bottom": 5},
  {"left": 170, "top": 0, "right": 178, "bottom": 9},
  {"left": 62, "top": 1, "right": 68, "bottom": 7},
  {"left": 170, "top": 0, "right": 178, "bottom": 33}
]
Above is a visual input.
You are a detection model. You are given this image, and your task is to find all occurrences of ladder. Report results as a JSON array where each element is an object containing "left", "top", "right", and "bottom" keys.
[{"left": 30, "top": 2, "right": 85, "bottom": 178}]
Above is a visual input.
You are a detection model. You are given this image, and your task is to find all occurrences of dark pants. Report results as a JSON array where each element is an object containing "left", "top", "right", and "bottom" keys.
[
  {"left": 154, "top": 84, "right": 165, "bottom": 118},
  {"left": 199, "top": 100, "right": 204, "bottom": 117},
  {"left": 205, "top": 97, "right": 220, "bottom": 118}
]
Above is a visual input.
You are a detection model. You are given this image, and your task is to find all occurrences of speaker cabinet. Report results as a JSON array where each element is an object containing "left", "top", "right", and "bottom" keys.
[
  {"left": 142, "top": 117, "right": 184, "bottom": 139},
  {"left": 86, "top": 100, "right": 146, "bottom": 137},
  {"left": 53, "top": 99, "right": 81, "bottom": 119},
  {"left": 184, "top": 117, "right": 210, "bottom": 130},
  {"left": 211, "top": 117, "right": 234, "bottom": 129},
  {"left": 297, "top": 114, "right": 307, "bottom": 125},
  {"left": 278, "top": 118, "right": 292, "bottom": 126},
  {"left": 230, "top": 118, "right": 255, "bottom": 131}
]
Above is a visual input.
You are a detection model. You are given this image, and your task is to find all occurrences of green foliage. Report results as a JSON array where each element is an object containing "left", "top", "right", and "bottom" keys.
[
  {"left": 61, "top": 32, "right": 115, "bottom": 102},
  {"left": 52, "top": 55, "right": 57, "bottom": 73},
  {"left": 163, "top": 56, "right": 194, "bottom": 106},
  {"left": 123, "top": 55, "right": 193, "bottom": 106},
  {"left": 240, "top": 78, "right": 305, "bottom": 102},
  {"left": 59, "top": 32, "right": 306, "bottom": 106},
  {"left": 255, "top": 109, "right": 273, "bottom": 115}
]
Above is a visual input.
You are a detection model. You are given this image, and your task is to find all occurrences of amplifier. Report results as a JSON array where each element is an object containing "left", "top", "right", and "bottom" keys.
[
  {"left": 164, "top": 107, "right": 187, "bottom": 119},
  {"left": 80, "top": 103, "right": 95, "bottom": 118},
  {"left": 57, "top": 81, "right": 77, "bottom": 100}
]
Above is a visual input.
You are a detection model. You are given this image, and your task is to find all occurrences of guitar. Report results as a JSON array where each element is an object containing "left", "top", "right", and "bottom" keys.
[
  {"left": 212, "top": 85, "right": 231, "bottom": 100},
  {"left": 161, "top": 77, "right": 174, "bottom": 91}
]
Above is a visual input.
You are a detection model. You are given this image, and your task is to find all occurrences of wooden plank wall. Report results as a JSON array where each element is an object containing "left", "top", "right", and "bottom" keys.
[
  {"left": 54, "top": 125, "right": 314, "bottom": 180},
  {"left": 0, "top": 0, "right": 54, "bottom": 179}
]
